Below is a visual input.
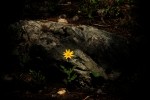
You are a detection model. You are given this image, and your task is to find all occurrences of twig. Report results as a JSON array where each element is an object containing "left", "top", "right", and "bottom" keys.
[
  {"left": 93, "top": 23, "right": 111, "bottom": 27},
  {"left": 83, "top": 95, "right": 91, "bottom": 100}
]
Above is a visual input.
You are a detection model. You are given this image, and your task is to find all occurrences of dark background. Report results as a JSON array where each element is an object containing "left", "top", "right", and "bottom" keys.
[{"left": 0, "top": 0, "right": 148, "bottom": 99}]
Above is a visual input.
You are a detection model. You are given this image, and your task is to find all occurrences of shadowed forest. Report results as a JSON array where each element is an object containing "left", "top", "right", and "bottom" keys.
[{"left": 0, "top": 0, "right": 148, "bottom": 100}]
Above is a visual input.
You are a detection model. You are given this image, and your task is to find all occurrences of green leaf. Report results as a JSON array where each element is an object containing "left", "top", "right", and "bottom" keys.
[{"left": 91, "top": 71, "right": 101, "bottom": 77}]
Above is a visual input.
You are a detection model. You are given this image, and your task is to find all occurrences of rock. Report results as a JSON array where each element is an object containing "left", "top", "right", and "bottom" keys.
[
  {"left": 57, "top": 18, "right": 68, "bottom": 24},
  {"left": 72, "top": 15, "right": 79, "bottom": 21},
  {"left": 8, "top": 20, "right": 130, "bottom": 87}
]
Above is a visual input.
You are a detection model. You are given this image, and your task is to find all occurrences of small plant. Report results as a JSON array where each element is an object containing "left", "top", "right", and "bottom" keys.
[
  {"left": 29, "top": 69, "right": 46, "bottom": 85},
  {"left": 60, "top": 65, "right": 77, "bottom": 84},
  {"left": 61, "top": 49, "right": 77, "bottom": 84},
  {"left": 80, "top": 0, "right": 100, "bottom": 18}
]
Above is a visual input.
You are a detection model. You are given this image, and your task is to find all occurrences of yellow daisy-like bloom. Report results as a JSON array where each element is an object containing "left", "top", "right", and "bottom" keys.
[{"left": 63, "top": 49, "right": 74, "bottom": 59}]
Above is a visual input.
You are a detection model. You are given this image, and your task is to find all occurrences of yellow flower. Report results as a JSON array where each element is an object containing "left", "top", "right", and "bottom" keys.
[{"left": 63, "top": 49, "right": 74, "bottom": 59}]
